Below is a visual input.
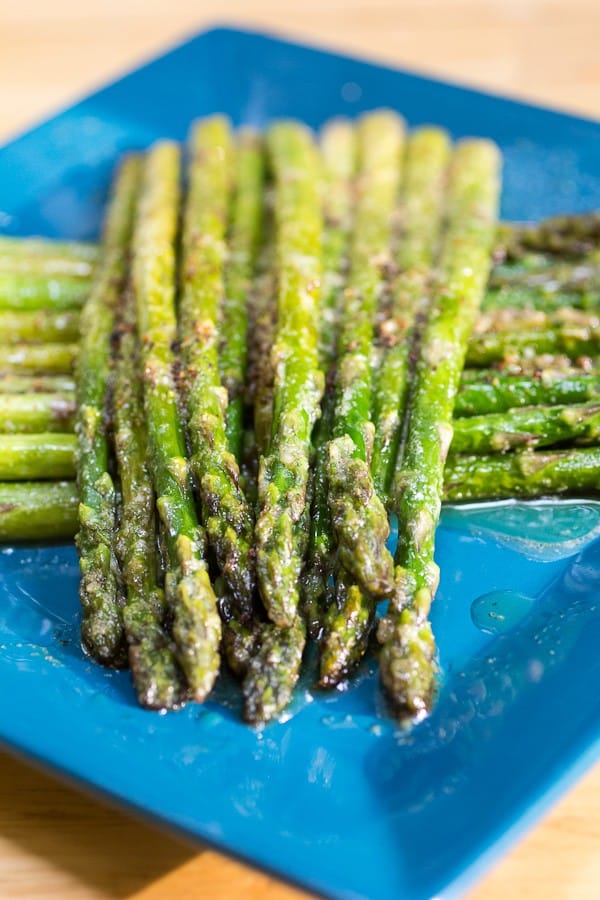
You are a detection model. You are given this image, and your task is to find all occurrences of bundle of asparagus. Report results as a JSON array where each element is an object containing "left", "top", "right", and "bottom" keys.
[{"left": 0, "top": 112, "right": 598, "bottom": 726}]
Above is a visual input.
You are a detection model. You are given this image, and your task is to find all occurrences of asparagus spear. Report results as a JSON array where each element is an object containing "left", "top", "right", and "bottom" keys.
[
  {"left": 325, "top": 110, "right": 404, "bottom": 598},
  {"left": 76, "top": 156, "right": 140, "bottom": 667},
  {"left": 179, "top": 116, "right": 255, "bottom": 622},
  {"left": 318, "top": 126, "right": 449, "bottom": 687},
  {"left": 0, "top": 433, "right": 74, "bottom": 478},
  {"left": 221, "top": 615, "right": 264, "bottom": 678},
  {"left": 247, "top": 214, "right": 277, "bottom": 459},
  {"left": 254, "top": 121, "right": 324, "bottom": 627},
  {"left": 0, "top": 480, "right": 78, "bottom": 541},
  {"left": 242, "top": 617, "right": 306, "bottom": 724},
  {"left": 379, "top": 138, "right": 501, "bottom": 718},
  {"left": 444, "top": 446, "right": 600, "bottom": 501},
  {"left": 462, "top": 353, "right": 598, "bottom": 378},
  {"left": 474, "top": 306, "right": 599, "bottom": 335},
  {"left": 317, "top": 118, "right": 356, "bottom": 370},
  {"left": 318, "top": 567, "right": 376, "bottom": 688},
  {"left": 133, "top": 141, "right": 221, "bottom": 702},
  {"left": 219, "top": 128, "right": 265, "bottom": 462},
  {"left": 371, "top": 126, "right": 451, "bottom": 498},
  {"left": 301, "top": 118, "right": 356, "bottom": 636},
  {"left": 0, "top": 272, "right": 89, "bottom": 310},
  {"left": 502, "top": 211, "right": 600, "bottom": 258},
  {"left": 455, "top": 369, "right": 600, "bottom": 416},
  {"left": 0, "top": 309, "right": 80, "bottom": 343},
  {"left": 0, "top": 342, "right": 77, "bottom": 373},
  {"left": 489, "top": 257, "right": 600, "bottom": 293},
  {"left": 0, "top": 393, "right": 75, "bottom": 433},
  {"left": 466, "top": 323, "right": 600, "bottom": 366},
  {"left": 114, "top": 282, "right": 186, "bottom": 710},
  {"left": 0, "top": 236, "right": 98, "bottom": 276},
  {"left": 452, "top": 401, "right": 600, "bottom": 453},
  {"left": 483, "top": 285, "right": 596, "bottom": 313},
  {"left": 0, "top": 374, "right": 76, "bottom": 394}
]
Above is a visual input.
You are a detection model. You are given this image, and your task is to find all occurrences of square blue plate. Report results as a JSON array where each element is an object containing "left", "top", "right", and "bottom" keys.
[{"left": 1, "top": 26, "right": 600, "bottom": 900}]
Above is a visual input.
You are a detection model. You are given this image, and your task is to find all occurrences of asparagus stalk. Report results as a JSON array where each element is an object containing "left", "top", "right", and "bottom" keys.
[
  {"left": 0, "top": 393, "right": 75, "bottom": 433},
  {"left": 0, "top": 374, "right": 76, "bottom": 394},
  {"left": 0, "top": 309, "right": 80, "bottom": 343},
  {"left": 474, "top": 307, "right": 599, "bottom": 335},
  {"left": 0, "top": 272, "right": 89, "bottom": 310},
  {"left": 317, "top": 118, "right": 356, "bottom": 370},
  {"left": 219, "top": 128, "right": 265, "bottom": 461},
  {"left": 0, "top": 342, "right": 77, "bottom": 373},
  {"left": 452, "top": 401, "right": 600, "bottom": 453},
  {"left": 0, "top": 433, "right": 74, "bottom": 478},
  {"left": 318, "top": 567, "right": 376, "bottom": 688},
  {"left": 242, "top": 617, "right": 306, "bottom": 724},
  {"left": 221, "top": 615, "right": 264, "bottom": 678},
  {"left": 301, "top": 118, "right": 356, "bottom": 636},
  {"left": 444, "top": 446, "right": 600, "bottom": 501},
  {"left": 114, "top": 282, "right": 186, "bottom": 710},
  {"left": 379, "top": 138, "right": 501, "bottom": 718},
  {"left": 76, "top": 156, "right": 140, "bottom": 667},
  {"left": 502, "top": 211, "right": 600, "bottom": 258},
  {"left": 456, "top": 369, "right": 600, "bottom": 416},
  {"left": 483, "top": 285, "right": 596, "bottom": 313},
  {"left": 325, "top": 110, "right": 404, "bottom": 598},
  {"left": 179, "top": 117, "right": 255, "bottom": 622},
  {"left": 466, "top": 323, "right": 600, "bottom": 366},
  {"left": 489, "top": 257, "right": 600, "bottom": 293},
  {"left": 319, "top": 126, "right": 450, "bottom": 687},
  {"left": 0, "top": 236, "right": 98, "bottom": 276},
  {"left": 247, "top": 206, "right": 277, "bottom": 459},
  {"left": 463, "top": 354, "right": 597, "bottom": 378},
  {"left": 0, "top": 480, "right": 78, "bottom": 541},
  {"left": 133, "top": 141, "right": 221, "bottom": 702},
  {"left": 371, "top": 126, "right": 451, "bottom": 498},
  {"left": 254, "top": 121, "right": 324, "bottom": 627}
]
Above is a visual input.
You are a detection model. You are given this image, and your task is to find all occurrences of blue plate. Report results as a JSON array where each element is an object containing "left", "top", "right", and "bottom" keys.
[{"left": 1, "top": 27, "right": 599, "bottom": 900}]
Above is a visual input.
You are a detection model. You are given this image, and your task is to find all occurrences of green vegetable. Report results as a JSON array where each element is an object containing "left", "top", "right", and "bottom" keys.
[
  {"left": 75, "top": 156, "right": 140, "bottom": 667},
  {"left": 444, "top": 446, "right": 600, "bottom": 501},
  {"left": 325, "top": 110, "right": 404, "bottom": 597},
  {"left": 179, "top": 116, "right": 256, "bottom": 622},
  {"left": 114, "top": 279, "right": 187, "bottom": 710},
  {"left": 452, "top": 401, "right": 600, "bottom": 453},
  {"left": 0, "top": 236, "right": 98, "bottom": 276},
  {"left": 0, "top": 374, "right": 76, "bottom": 394},
  {"left": 380, "top": 138, "right": 501, "bottom": 718},
  {"left": 0, "top": 393, "right": 75, "bottom": 433},
  {"left": 301, "top": 118, "right": 356, "bottom": 636},
  {"left": 0, "top": 272, "right": 89, "bottom": 310},
  {"left": 255, "top": 121, "right": 324, "bottom": 627},
  {"left": 220, "top": 128, "right": 266, "bottom": 461},
  {"left": 133, "top": 141, "right": 221, "bottom": 702},
  {"left": 0, "top": 433, "right": 75, "bottom": 478},
  {"left": 0, "top": 480, "right": 78, "bottom": 541},
  {"left": 0, "top": 309, "right": 80, "bottom": 343},
  {"left": 0, "top": 342, "right": 77, "bottom": 373},
  {"left": 455, "top": 368, "right": 600, "bottom": 416},
  {"left": 242, "top": 617, "right": 306, "bottom": 724},
  {"left": 371, "top": 126, "right": 451, "bottom": 498}
]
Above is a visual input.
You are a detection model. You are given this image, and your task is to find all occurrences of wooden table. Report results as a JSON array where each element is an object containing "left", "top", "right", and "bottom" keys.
[{"left": 0, "top": 3, "right": 598, "bottom": 897}]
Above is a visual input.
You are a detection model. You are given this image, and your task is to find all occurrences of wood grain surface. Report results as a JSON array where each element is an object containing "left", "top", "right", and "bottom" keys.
[{"left": 0, "top": 2, "right": 598, "bottom": 898}]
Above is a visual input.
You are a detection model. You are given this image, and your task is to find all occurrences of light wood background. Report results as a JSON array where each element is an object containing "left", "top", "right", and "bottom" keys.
[{"left": 0, "top": 2, "right": 599, "bottom": 898}]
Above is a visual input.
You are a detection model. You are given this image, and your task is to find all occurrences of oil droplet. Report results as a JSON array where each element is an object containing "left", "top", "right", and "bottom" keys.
[{"left": 470, "top": 590, "right": 535, "bottom": 635}]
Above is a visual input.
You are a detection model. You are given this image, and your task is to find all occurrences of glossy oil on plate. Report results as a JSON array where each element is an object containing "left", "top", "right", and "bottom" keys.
[{"left": 1, "top": 27, "right": 599, "bottom": 900}]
